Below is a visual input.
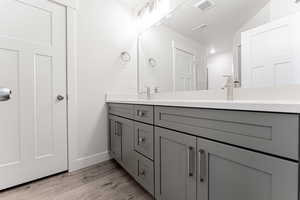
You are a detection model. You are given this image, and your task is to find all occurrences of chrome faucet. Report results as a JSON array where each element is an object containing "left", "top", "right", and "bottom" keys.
[
  {"left": 139, "top": 86, "right": 152, "bottom": 99},
  {"left": 223, "top": 75, "right": 234, "bottom": 101}
]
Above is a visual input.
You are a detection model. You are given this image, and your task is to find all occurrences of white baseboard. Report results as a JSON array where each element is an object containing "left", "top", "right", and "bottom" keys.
[{"left": 69, "top": 151, "right": 111, "bottom": 172}]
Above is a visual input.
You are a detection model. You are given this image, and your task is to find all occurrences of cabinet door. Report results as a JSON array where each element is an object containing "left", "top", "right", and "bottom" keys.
[
  {"left": 117, "top": 117, "right": 136, "bottom": 176},
  {"left": 155, "top": 127, "right": 197, "bottom": 200},
  {"left": 197, "top": 138, "right": 298, "bottom": 200},
  {"left": 109, "top": 117, "right": 122, "bottom": 163}
]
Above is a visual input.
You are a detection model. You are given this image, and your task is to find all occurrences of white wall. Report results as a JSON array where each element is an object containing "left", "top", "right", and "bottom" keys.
[
  {"left": 207, "top": 51, "right": 233, "bottom": 90},
  {"left": 139, "top": 25, "right": 206, "bottom": 92},
  {"left": 271, "top": 0, "right": 300, "bottom": 20},
  {"left": 70, "top": 0, "right": 138, "bottom": 171}
]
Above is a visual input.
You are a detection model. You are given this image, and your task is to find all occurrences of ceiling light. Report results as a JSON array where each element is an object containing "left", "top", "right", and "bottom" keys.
[
  {"left": 192, "top": 24, "right": 208, "bottom": 31},
  {"left": 209, "top": 48, "right": 216, "bottom": 54}
]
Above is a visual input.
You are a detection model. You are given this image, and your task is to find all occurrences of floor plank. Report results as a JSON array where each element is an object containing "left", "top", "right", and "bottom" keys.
[{"left": 0, "top": 160, "right": 153, "bottom": 200}]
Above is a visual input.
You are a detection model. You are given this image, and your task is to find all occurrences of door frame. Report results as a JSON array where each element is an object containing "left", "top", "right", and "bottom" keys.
[
  {"left": 172, "top": 40, "right": 197, "bottom": 92},
  {"left": 48, "top": 0, "right": 79, "bottom": 171}
]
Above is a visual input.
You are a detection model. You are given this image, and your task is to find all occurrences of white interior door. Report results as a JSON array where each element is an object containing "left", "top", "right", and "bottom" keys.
[
  {"left": 0, "top": 0, "right": 67, "bottom": 190},
  {"left": 174, "top": 48, "right": 196, "bottom": 91},
  {"left": 241, "top": 12, "right": 300, "bottom": 88}
]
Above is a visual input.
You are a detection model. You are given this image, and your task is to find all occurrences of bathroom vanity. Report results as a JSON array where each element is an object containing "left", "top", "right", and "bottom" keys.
[{"left": 107, "top": 101, "right": 299, "bottom": 200}]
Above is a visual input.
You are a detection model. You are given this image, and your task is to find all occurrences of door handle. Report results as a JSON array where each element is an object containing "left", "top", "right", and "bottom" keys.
[
  {"left": 188, "top": 146, "right": 195, "bottom": 177},
  {"left": 199, "top": 149, "right": 206, "bottom": 182},
  {"left": 0, "top": 88, "right": 12, "bottom": 101}
]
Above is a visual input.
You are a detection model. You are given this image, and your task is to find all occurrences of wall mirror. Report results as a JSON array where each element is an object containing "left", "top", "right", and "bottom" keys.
[{"left": 138, "top": 0, "right": 300, "bottom": 93}]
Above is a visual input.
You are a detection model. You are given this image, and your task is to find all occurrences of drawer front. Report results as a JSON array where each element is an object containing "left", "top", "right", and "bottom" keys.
[
  {"left": 134, "top": 122, "right": 154, "bottom": 160},
  {"left": 135, "top": 152, "right": 154, "bottom": 195},
  {"left": 108, "top": 103, "right": 134, "bottom": 119},
  {"left": 134, "top": 105, "right": 154, "bottom": 124},
  {"left": 155, "top": 106, "right": 299, "bottom": 160}
]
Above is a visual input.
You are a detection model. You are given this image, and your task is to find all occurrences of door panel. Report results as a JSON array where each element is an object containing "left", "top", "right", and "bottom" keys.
[
  {"left": 197, "top": 138, "right": 298, "bottom": 200},
  {"left": 155, "top": 127, "right": 197, "bottom": 200},
  {"left": 242, "top": 12, "right": 300, "bottom": 88},
  {"left": 0, "top": 0, "right": 67, "bottom": 190},
  {"left": 35, "top": 55, "right": 54, "bottom": 158},
  {"left": 0, "top": 49, "right": 20, "bottom": 167}
]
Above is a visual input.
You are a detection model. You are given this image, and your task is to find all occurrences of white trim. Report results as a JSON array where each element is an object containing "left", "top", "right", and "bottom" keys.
[
  {"left": 137, "top": 36, "right": 142, "bottom": 93},
  {"left": 66, "top": 6, "right": 110, "bottom": 172},
  {"left": 49, "top": 0, "right": 78, "bottom": 9},
  {"left": 66, "top": 7, "right": 79, "bottom": 172},
  {"left": 69, "top": 152, "right": 111, "bottom": 172}
]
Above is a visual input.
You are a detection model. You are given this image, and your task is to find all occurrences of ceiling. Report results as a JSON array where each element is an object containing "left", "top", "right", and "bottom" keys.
[
  {"left": 161, "top": 0, "right": 270, "bottom": 53},
  {"left": 118, "top": 0, "right": 149, "bottom": 10}
]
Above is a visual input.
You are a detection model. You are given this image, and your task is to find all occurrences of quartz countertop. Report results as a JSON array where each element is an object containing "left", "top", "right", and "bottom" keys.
[{"left": 106, "top": 97, "right": 300, "bottom": 114}]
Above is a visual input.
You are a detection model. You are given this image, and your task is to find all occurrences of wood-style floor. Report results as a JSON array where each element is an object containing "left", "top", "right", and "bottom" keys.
[{"left": 0, "top": 160, "right": 153, "bottom": 200}]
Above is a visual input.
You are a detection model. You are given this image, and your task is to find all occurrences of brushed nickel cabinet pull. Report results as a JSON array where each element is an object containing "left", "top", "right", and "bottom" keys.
[
  {"left": 199, "top": 149, "right": 206, "bottom": 182},
  {"left": 188, "top": 146, "right": 195, "bottom": 177}
]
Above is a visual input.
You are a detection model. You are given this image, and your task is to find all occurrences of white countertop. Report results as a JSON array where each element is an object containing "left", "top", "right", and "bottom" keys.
[{"left": 106, "top": 98, "right": 300, "bottom": 114}]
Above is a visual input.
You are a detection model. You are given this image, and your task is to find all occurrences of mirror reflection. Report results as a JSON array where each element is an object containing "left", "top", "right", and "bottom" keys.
[{"left": 138, "top": 0, "right": 300, "bottom": 93}]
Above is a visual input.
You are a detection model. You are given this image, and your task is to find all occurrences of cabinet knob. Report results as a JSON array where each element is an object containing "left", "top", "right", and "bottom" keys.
[
  {"left": 137, "top": 110, "right": 146, "bottom": 117},
  {"left": 138, "top": 137, "right": 146, "bottom": 144},
  {"left": 139, "top": 170, "right": 146, "bottom": 176}
]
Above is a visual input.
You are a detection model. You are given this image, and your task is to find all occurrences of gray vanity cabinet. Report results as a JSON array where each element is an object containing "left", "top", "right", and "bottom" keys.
[
  {"left": 197, "top": 137, "right": 298, "bottom": 200},
  {"left": 109, "top": 115, "right": 137, "bottom": 177},
  {"left": 155, "top": 127, "right": 197, "bottom": 200},
  {"left": 108, "top": 103, "right": 299, "bottom": 200}
]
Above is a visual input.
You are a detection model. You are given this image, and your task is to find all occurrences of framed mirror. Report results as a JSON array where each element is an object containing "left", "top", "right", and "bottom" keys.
[{"left": 138, "top": 0, "right": 300, "bottom": 93}]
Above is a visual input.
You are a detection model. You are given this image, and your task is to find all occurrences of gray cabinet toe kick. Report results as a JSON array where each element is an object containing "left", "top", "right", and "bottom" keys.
[{"left": 108, "top": 103, "right": 299, "bottom": 200}]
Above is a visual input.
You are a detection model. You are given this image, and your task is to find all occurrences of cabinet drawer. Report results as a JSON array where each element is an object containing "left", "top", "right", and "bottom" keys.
[
  {"left": 135, "top": 152, "right": 154, "bottom": 195},
  {"left": 134, "top": 122, "right": 154, "bottom": 160},
  {"left": 134, "top": 105, "right": 154, "bottom": 124},
  {"left": 108, "top": 103, "right": 134, "bottom": 119},
  {"left": 155, "top": 106, "right": 299, "bottom": 160}
]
